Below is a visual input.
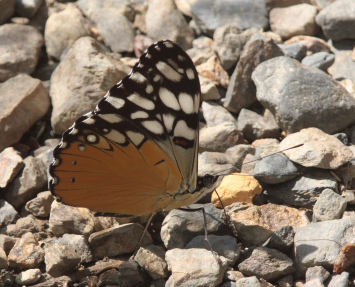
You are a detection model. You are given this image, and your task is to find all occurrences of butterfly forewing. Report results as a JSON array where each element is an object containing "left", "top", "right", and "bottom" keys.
[{"left": 49, "top": 40, "right": 201, "bottom": 215}]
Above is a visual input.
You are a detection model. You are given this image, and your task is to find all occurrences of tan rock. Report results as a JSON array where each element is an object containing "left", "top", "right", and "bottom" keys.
[
  {"left": 212, "top": 173, "right": 263, "bottom": 207},
  {"left": 280, "top": 127, "right": 353, "bottom": 169},
  {"left": 226, "top": 202, "right": 309, "bottom": 246}
]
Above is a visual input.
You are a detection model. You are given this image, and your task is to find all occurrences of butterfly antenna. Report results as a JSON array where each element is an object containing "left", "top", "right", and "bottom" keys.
[{"left": 211, "top": 143, "right": 304, "bottom": 177}]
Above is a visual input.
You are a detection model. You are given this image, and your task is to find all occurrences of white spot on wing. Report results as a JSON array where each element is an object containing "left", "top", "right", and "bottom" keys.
[
  {"left": 142, "top": 120, "right": 164, "bottom": 134},
  {"left": 126, "top": 131, "right": 145, "bottom": 146},
  {"left": 106, "top": 96, "right": 125, "bottom": 109},
  {"left": 128, "top": 93, "right": 155, "bottom": 110},
  {"left": 131, "top": 111, "right": 149, "bottom": 119},
  {"left": 83, "top": 117, "right": 95, "bottom": 124},
  {"left": 70, "top": 128, "right": 78, "bottom": 135},
  {"left": 153, "top": 75, "right": 161, "bottom": 82},
  {"left": 164, "top": 41, "right": 174, "bottom": 48},
  {"left": 78, "top": 145, "right": 86, "bottom": 151},
  {"left": 178, "top": 93, "right": 194, "bottom": 114},
  {"left": 156, "top": 61, "right": 182, "bottom": 82},
  {"left": 174, "top": 120, "right": 195, "bottom": 140},
  {"left": 146, "top": 85, "right": 153, "bottom": 94},
  {"left": 106, "top": 129, "right": 126, "bottom": 144},
  {"left": 99, "top": 114, "right": 123, "bottom": 123},
  {"left": 130, "top": 72, "right": 147, "bottom": 83},
  {"left": 162, "top": 114, "right": 175, "bottom": 132},
  {"left": 159, "top": 88, "right": 180, "bottom": 111},
  {"left": 186, "top": 68, "right": 195, "bottom": 80},
  {"left": 87, "top": 134, "right": 97, "bottom": 143}
]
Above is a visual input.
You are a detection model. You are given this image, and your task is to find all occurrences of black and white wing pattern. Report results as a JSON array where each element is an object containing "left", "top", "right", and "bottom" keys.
[{"left": 49, "top": 40, "right": 205, "bottom": 215}]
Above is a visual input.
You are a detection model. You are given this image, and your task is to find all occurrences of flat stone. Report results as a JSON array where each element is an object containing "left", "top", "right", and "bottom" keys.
[
  {"left": 0, "top": 24, "right": 43, "bottom": 82},
  {"left": 165, "top": 248, "right": 229, "bottom": 287},
  {"left": 328, "top": 51, "right": 355, "bottom": 81},
  {"left": 280, "top": 128, "right": 353, "bottom": 169},
  {"left": 301, "top": 51, "right": 335, "bottom": 71},
  {"left": 269, "top": 4, "right": 318, "bottom": 39},
  {"left": 0, "top": 74, "right": 49, "bottom": 151},
  {"left": 238, "top": 247, "right": 295, "bottom": 281},
  {"left": 278, "top": 42, "right": 307, "bottom": 61},
  {"left": 186, "top": 235, "right": 240, "bottom": 266},
  {"left": 196, "top": 55, "right": 229, "bottom": 88},
  {"left": 294, "top": 218, "right": 355, "bottom": 272},
  {"left": 226, "top": 202, "right": 309, "bottom": 246},
  {"left": 161, "top": 203, "right": 227, "bottom": 249},
  {"left": 199, "top": 76, "right": 221, "bottom": 101},
  {"left": 0, "top": 147, "right": 24, "bottom": 188},
  {"left": 88, "top": 223, "right": 152, "bottom": 259},
  {"left": 265, "top": 168, "right": 338, "bottom": 208},
  {"left": 252, "top": 57, "right": 355, "bottom": 134},
  {"left": 44, "top": 4, "right": 90, "bottom": 60},
  {"left": 254, "top": 153, "right": 300, "bottom": 184},
  {"left": 199, "top": 123, "right": 244, "bottom": 152}
]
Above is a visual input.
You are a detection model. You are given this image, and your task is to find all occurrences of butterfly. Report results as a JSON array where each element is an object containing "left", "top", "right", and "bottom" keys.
[{"left": 49, "top": 40, "right": 217, "bottom": 216}]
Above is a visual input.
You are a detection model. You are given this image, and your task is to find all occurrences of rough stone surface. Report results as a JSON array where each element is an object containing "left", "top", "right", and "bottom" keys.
[
  {"left": 50, "top": 36, "right": 127, "bottom": 134},
  {"left": 89, "top": 223, "right": 152, "bottom": 259},
  {"left": 312, "top": 189, "right": 347, "bottom": 222},
  {"left": 212, "top": 173, "right": 262, "bottom": 207},
  {"left": 0, "top": 24, "right": 43, "bottom": 82},
  {"left": 238, "top": 247, "right": 295, "bottom": 281},
  {"left": 224, "top": 34, "right": 283, "bottom": 113},
  {"left": 252, "top": 57, "right": 355, "bottom": 134},
  {"left": 165, "top": 248, "right": 229, "bottom": 287},
  {"left": 8, "top": 232, "right": 44, "bottom": 269},
  {"left": 0, "top": 147, "right": 24, "bottom": 188},
  {"left": 280, "top": 128, "right": 353, "bottom": 169},
  {"left": 315, "top": 0, "right": 355, "bottom": 41},
  {"left": 4, "top": 156, "right": 48, "bottom": 210},
  {"left": 0, "top": 75, "right": 50, "bottom": 152},
  {"left": 45, "top": 4, "right": 90, "bottom": 60}
]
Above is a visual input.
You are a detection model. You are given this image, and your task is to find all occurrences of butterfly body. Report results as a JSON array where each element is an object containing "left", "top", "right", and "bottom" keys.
[{"left": 49, "top": 40, "right": 212, "bottom": 215}]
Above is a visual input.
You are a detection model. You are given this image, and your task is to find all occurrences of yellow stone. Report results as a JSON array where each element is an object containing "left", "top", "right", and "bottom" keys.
[{"left": 212, "top": 173, "right": 263, "bottom": 208}]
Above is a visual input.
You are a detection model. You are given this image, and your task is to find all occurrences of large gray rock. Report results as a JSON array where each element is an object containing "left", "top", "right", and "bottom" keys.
[
  {"left": 0, "top": 24, "right": 43, "bottom": 82},
  {"left": 315, "top": 0, "right": 355, "bottom": 41},
  {"left": 252, "top": 56, "right": 355, "bottom": 134},
  {"left": 44, "top": 4, "right": 90, "bottom": 60},
  {"left": 146, "top": 0, "right": 194, "bottom": 50},
  {"left": 50, "top": 36, "right": 127, "bottom": 135},
  {"left": 294, "top": 217, "right": 355, "bottom": 272}
]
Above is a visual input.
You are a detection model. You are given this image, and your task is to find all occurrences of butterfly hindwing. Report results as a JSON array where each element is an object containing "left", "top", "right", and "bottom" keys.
[{"left": 49, "top": 40, "right": 202, "bottom": 215}]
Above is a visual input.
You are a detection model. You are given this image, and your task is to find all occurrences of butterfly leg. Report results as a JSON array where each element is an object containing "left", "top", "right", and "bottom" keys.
[
  {"left": 178, "top": 207, "right": 222, "bottom": 264},
  {"left": 131, "top": 212, "right": 157, "bottom": 259}
]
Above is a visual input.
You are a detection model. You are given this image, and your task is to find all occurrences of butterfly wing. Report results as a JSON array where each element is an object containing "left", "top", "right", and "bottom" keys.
[{"left": 49, "top": 40, "right": 201, "bottom": 215}]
